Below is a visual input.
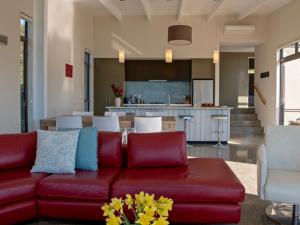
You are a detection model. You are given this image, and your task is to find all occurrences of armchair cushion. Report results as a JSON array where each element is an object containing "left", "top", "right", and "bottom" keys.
[
  {"left": 265, "top": 169, "right": 300, "bottom": 205},
  {"left": 127, "top": 132, "right": 187, "bottom": 168},
  {"left": 266, "top": 126, "right": 300, "bottom": 171}
]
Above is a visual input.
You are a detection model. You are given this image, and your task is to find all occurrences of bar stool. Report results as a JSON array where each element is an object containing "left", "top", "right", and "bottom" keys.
[
  {"left": 212, "top": 115, "right": 228, "bottom": 148},
  {"left": 178, "top": 115, "right": 194, "bottom": 142}
]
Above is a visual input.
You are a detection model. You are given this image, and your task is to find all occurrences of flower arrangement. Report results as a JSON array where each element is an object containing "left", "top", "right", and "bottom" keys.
[
  {"left": 111, "top": 84, "right": 124, "bottom": 98},
  {"left": 101, "top": 191, "right": 173, "bottom": 225}
]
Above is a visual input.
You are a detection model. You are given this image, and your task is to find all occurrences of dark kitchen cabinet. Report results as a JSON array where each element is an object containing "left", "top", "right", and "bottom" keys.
[{"left": 125, "top": 60, "right": 191, "bottom": 81}]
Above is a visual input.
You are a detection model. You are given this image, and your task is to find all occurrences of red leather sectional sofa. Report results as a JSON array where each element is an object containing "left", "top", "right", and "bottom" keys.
[{"left": 0, "top": 131, "right": 245, "bottom": 225}]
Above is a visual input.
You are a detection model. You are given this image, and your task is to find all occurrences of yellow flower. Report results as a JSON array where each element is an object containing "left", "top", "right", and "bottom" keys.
[
  {"left": 156, "top": 197, "right": 173, "bottom": 217},
  {"left": 152, "top": 217, "right": 170, "bottom": 225},
  {"left": 136, "top": 212, "right": 153, "bottom": 225},
  {"left": 110, "top": 198, "right": 123, "bottom": 213},
  {"left": 144, "top": 193, "right": 155, "bottom": 208},
  {"left": 135, "top": 191, "right": 145, "bottom": 205},
  {"left": 101, "top": 203, "right": 114, "bottom": 217},
  {"left": 106, "top": 214, "right": 122, "bottom": 225},
  {"left": 125, "top": 194, "right": 133, "bottom": 209},
  {"left": 144, "top": 205, "right": 156, "bottom": 218}
]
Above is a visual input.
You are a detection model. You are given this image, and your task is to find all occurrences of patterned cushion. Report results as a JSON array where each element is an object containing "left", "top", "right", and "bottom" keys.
[{"left": 31, "top": 130, "right": 80, "bottom": 174}]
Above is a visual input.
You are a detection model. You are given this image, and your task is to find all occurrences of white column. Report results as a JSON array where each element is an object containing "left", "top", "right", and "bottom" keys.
[
  {"left": 32, "top": 0, "right": 46, "bottom": 129},
  {"left": 214, "top": 63, "right": 220, "bottom": 106}
]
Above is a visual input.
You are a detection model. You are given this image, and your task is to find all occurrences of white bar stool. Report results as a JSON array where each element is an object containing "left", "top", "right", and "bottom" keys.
[{"left": 212, "top": 115, "right": 228, "bottom": 148}]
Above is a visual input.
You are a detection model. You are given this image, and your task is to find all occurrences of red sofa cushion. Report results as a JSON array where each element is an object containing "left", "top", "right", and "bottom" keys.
[
  {"left": 0, "top": 132, "right": 37, "bottom": 171},
  {"left": 127, "top": 131, "right": 187, "bottom": 168},
  {"left": 112, "top": 158, "right": 245, "bottom": 203},
  {"left": 98, "top": 132, "right": 122, "bottom": 167},
  {"left": 0, "top": 168, "right": 47, "bottom": 206},
  {"left": 37, "top": 168, "right": 121, "bottom": 202}
]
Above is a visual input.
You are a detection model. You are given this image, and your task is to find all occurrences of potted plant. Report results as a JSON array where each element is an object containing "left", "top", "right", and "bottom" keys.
[
  {"left": 111, "top": 84, "right": 124, "bottom": 107},
  {"left": 102, "top": 191, "right": 173, "bottom": 225}
]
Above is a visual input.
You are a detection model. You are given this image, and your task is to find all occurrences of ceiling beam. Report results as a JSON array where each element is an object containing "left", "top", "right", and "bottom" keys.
[
  {"left": 98, "top": 0, "right": 122, "bottom": 22},
  {"left": 238, "top": 0, "right": 271, "bottom": 20},
  {"left": 177, "top": 0, "right": 186, "bottom": 23},
  {"left": 207, "top": 0, "right": 225, "bottom": 22},
  {"left": 139, "top": 0, "right": 152, "bottom": 22}
]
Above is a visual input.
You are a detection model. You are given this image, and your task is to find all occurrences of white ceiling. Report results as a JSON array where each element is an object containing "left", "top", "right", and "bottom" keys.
[{"left": 75, "top": 0, "right": 294, "bottom": 21}]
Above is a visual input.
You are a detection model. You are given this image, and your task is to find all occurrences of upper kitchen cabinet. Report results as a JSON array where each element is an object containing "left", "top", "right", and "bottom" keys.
[{"left": 125, "top": 60, "right": 191, "bottom": 81}]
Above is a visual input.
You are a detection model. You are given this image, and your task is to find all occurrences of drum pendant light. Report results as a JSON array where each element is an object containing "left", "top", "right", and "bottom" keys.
[{"left": 168, "top": 25, "right": 192, "bottom": 46}]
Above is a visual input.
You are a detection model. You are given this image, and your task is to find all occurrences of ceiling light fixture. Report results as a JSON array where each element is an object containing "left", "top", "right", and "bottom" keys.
[
  {"left": 165, "top": 49, "right": 173, "bottom": 63},
  {"left": 168, "top": 25, "right": 192, "bottom": 46}
]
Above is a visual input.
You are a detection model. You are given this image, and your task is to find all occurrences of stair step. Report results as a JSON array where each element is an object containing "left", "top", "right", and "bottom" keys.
[
  {"left": 231, "top": 120, "right": 261, "bottom": 127},
  {"left": 231, "top": 108, "right": 255, "bottom": 114},
  {"left": 231, "top": 126, "right": 264, "bottom": 134},
  {"left": 231, "top": 114, "right": 258, "bottom": 120}
]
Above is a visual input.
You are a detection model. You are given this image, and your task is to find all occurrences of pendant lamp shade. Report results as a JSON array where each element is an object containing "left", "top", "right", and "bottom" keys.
[
  {"left": 165, "top": 49, "right": 172, "bottom": 63},
  {"left": 168, "top": 25, "right": 192, "bottom": 46}
]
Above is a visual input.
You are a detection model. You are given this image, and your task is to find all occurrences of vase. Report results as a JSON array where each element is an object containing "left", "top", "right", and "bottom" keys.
[{"left": 115, "top": 97, "right": 121, "bottom": 107}]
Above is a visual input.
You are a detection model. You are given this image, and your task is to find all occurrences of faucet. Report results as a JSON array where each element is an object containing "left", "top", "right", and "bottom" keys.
[{"left": 167, "top": 94, "right": 171, "bottom": 106}]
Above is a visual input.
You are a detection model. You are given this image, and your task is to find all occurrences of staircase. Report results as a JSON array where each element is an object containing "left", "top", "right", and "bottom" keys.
[{"left": 231, "top": 108, "right": 264, "bottom": 135}]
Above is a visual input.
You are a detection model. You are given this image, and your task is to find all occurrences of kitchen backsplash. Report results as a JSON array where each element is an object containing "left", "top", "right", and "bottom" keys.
[{"left": 125, "top": 81, "right": 191, "bottom": 104}]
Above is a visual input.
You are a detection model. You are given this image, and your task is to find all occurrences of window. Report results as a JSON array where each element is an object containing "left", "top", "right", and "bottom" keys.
[
  {"left": 282, "top": 44, "right": 296, "bottom": 58},
  {"left": 20, "top": 18, "right": 28, "bottom": 132}
]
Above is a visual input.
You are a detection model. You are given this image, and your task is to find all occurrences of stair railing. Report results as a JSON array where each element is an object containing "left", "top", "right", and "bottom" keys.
[{"left": 254, "top": 85, "right": 267, "bottom": 105}]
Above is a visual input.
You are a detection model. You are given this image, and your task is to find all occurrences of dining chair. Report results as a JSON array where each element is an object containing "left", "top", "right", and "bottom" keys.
[
  {"left": 92, "top": 116, "right": 120, "bottom": 132},
  {"left": 56, "top": 116, "right": 83, "bottom": 130},
  {"left": 72, "top": 111, "right": 93, "bottom": 116},
  {"left": 134, "top": 117, "right": 162, "bottom": 133}
]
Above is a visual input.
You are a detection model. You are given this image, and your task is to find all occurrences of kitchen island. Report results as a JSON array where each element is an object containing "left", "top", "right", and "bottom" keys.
[{"left": 106, "top": 105, "right": 232, "bottom": 143}]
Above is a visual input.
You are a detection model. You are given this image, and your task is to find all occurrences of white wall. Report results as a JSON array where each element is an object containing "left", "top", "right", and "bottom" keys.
[
  {"left": 0, "top": 0, "right": 33, "bottom": 133},
  {"left": 45, "top": 0, "right": 93, "bottom": 117},
  {"left": 93, "top": 15, "right": 266, "bottom": 59},
  {"left": 255, "top": 0, "right": 300, "bottom": 129}
]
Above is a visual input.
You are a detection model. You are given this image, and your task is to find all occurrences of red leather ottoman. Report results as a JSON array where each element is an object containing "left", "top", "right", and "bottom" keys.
[
  {"left": 112, "top": 158, "right": 245, "bottom": 224},
  {"left": 37, "top": 168, "right": 121, "bottom": 221}
]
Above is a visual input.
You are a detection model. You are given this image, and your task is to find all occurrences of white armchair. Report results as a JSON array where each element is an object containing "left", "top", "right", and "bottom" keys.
[{"left": 257, "top": 126, "right": 300, "bottom": 225}]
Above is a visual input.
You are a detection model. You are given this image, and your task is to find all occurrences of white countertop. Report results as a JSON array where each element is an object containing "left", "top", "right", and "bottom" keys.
[{"left": 106, "top": 105, "right": 232, "bottom": 110}]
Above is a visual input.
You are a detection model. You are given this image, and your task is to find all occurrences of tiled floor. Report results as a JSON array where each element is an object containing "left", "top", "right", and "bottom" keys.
[{"left": 188, "top": 134, "right": 264, "bottom": 164}]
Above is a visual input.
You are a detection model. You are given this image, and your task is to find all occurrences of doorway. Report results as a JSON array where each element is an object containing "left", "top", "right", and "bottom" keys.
[
  {"left": 279, "top": 42, "right": 300, "bottom": 125},
  {"left": 20, "top": 18, "right": 29, "bottom": 132},
  {"left": 84, "top": 52, "right": 91, "bottom": 112}
]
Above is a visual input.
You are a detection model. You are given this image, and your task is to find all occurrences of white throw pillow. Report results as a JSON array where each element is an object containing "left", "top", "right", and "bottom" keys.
[{"left": 31, "top": 130, "right": 80, "bottom": 174}]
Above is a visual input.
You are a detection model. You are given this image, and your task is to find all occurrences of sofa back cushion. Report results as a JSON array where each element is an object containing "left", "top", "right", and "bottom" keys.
[
  {"left": 98, "top": 132, "right": 123, "bottom": 167},
  {"left": 127, "top": 131, "right": 187, "bottom": 168},
  {"left": 0, "top": 132, "right": 37, "bottom": 171}
]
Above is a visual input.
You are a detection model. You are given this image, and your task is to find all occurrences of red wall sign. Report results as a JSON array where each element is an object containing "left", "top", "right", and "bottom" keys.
[{"left": 65, "top": 64, "right": 73, "bottom": 78}]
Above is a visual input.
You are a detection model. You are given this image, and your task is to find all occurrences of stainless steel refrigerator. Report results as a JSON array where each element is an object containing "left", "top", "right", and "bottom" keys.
[{"left": 192, "top": 79, "right": 214, "bottom": 107}]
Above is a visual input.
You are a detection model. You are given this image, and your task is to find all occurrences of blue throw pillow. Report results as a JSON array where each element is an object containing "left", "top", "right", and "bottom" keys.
[
  {"left": 76, "top": 127, "right": 98, "bottom": 171},
  {"left": 58, "top": 127, "right": 98, "bottom": 171}
]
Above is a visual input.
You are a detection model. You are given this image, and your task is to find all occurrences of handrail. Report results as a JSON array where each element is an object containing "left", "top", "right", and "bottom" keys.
[{"left": 254, "top": 85, "right": 267, "bottom": 105}]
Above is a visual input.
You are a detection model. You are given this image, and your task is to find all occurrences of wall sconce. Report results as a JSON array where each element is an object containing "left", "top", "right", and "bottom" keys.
[
  {"left": 119, "top": 49, "right": 125, "bottom": 63},
  {"left": 213, "top": 49, "right": 219, "bottom": 64}
]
